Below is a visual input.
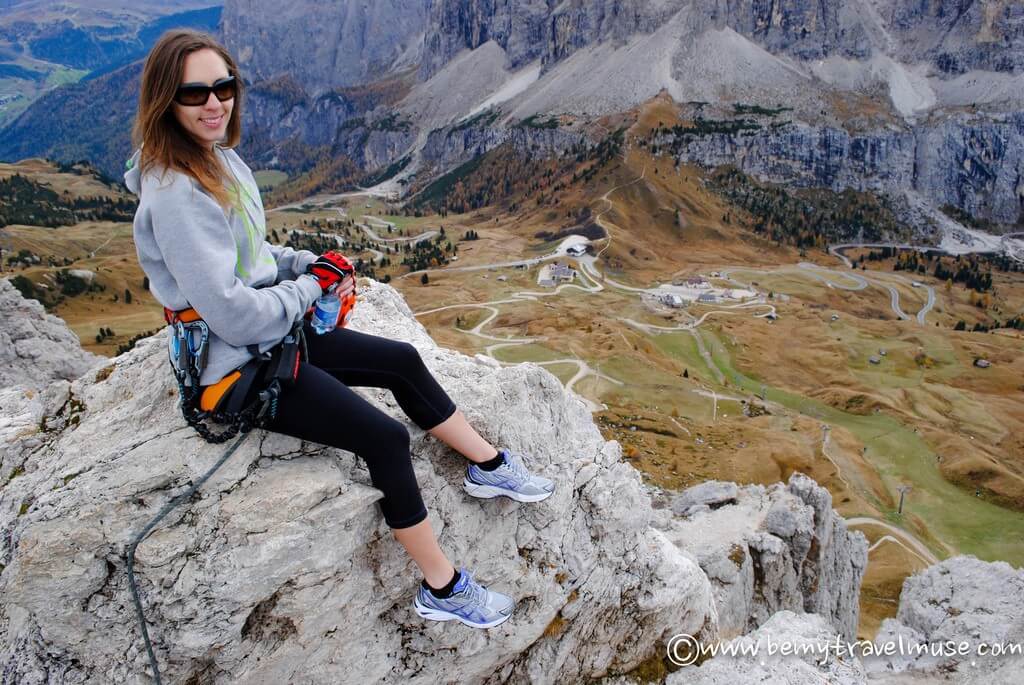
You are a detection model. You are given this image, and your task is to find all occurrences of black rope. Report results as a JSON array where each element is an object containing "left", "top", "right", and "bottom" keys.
[
  {"left": 127, "top": 318, "right": 298, "bottom": 679},
  {"left": 125, "top": 429, "right": 252, "bottom": 684}
]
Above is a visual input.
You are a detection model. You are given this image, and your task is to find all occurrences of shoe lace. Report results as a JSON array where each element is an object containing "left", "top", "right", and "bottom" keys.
[
  {"left": 502, "top": 451, "right": 530, "bottom": 482},
  {"left": 459, "top": 572, "right": 487, "bottom": 607}
]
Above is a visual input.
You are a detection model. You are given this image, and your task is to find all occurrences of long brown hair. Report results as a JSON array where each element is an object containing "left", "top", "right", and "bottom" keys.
[{"left": 131, "top": 30, "right": 244, "bottom": 208}]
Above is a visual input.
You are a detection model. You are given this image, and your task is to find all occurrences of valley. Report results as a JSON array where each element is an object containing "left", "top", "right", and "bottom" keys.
[{"left": 2, "top": 100, "right": 1022, "bottom": 642}]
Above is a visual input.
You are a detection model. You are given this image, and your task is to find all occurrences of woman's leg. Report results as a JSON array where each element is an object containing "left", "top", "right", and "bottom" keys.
[
  {"left": 264, "top": 360, "right": 454, "bottom": 585},
  {"left": 427, "top": 408, "right": 498, "bottom": 463},
  {"left": 304, "top": 323, "right": 497, "bottom": 461},
  {"left": 393, "top": 518, "right": 455, "bottom": 589}
]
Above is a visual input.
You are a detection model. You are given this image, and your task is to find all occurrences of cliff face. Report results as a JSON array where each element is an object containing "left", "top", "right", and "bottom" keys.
[
  {"left": 0, "top": 281, "right": 869, "bottom": 684},
  {"left": 221, "top": 0, "right": 428, "bottom": 92},
  {"left": 419, "top": 0, "right": 1024, "bottom": 79},
  {"left": 664, "top": 111, "right": 1024, "bottom": 226},
  {"left": 659, "top": 477, "right": 868, "bottom": 642}
]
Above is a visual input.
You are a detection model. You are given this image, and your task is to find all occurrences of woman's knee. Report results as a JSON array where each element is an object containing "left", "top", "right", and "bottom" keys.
[
  {"left": 394, "top": 341, "right": 426, "bottom": 370},
  {"left": 373, "top": 414, "right": 411, "bottom": 453}
]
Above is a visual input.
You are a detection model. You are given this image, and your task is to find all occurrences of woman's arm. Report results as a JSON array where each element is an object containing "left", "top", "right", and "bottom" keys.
[
  {"left": 148, "top": 174, "right": 322, "bottom": 347},
  {"left": 266, "top": 242, "right": 317, "bottom": 283}
]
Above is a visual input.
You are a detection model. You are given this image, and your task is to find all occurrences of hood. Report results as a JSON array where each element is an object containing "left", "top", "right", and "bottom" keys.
[{"left": 123, "top": 148, "right": 142, "bottom": 195}]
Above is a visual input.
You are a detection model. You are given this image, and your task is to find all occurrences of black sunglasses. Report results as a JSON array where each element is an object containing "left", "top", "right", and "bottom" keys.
[{"left": 173, "top": 75, "right": 237, "bottom": 107}]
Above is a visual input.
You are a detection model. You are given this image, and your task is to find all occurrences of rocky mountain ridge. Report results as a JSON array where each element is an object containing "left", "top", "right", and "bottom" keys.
[
  {"left": 0, "top": 278, "right": 870, "bottom": 683},
  {"left": 3, "top": 1, "right": 1021, "bottom": 234}
]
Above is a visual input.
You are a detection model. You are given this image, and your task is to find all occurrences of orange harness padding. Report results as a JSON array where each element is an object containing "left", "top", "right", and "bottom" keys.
[
  {"left": 164, "top": 306, "right": 202, "bottom": 324},
  {"left": 199, "top": 369, "right": 242, "bottom": 412}
]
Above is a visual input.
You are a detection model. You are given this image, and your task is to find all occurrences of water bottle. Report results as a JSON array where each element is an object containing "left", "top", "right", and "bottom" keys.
[{"left": 311, "top": 291, "right": 341, "bottom": 335}]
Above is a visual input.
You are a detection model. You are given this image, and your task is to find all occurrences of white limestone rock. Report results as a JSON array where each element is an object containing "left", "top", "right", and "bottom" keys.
[
  {"left": 663, "top": 473, "right": 868, "bottom": 641},
  {"left": 667, "top": 610, "right": 869, "bottom": 685},
  {"left": 0, "top": 278, "right": 103, "bottom": 391},
  {"left": 670, "top": 480, "right": 738, "bottom": 516},
  {"left": 866, "top": 556, "right": 1024, "bottom": 682},
  {"left": 0, "top": 280, "right": 718, "bottom": 684}
]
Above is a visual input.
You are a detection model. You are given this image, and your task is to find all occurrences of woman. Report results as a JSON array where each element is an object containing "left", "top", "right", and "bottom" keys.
[{"left": 125, "top": 29, "right": 554, "bottom": 630}]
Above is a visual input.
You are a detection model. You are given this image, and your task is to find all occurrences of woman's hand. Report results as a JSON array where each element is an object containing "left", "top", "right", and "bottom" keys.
[{"left": 306, "top": 251, "right": 354, "bottom": 294}]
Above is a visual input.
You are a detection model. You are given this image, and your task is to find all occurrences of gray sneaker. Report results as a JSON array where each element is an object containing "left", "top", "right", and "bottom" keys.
[
  {"left": 464, "top": 449, "right": 555, "bottom": 503},
  {"left": 413, "top": 568, "right": 514, "bottom": 629}
]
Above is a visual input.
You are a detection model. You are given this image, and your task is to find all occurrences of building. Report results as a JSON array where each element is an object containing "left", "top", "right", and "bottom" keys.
[
  {"left": 974, "top": 358, "right": 991, "bottom": 368},
  {"left": 698, "top": 293, "right": 717, "bottom": 304},
  {"left": 660, "top": 293, "right": 685, "bottom": 308},
  {"left": 538, "top": 262, "right": 576, "bottom": 287},
  {"left": 869, "top": 356, "right": 881, "bottom": 365},
  {"left": 567, "top": 243, "right": 587, "bottom": 257}
]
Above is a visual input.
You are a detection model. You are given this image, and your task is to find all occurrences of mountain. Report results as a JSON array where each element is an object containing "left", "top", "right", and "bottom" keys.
[
  {"left": 221, "top": 0, "right": 426, "bottom": 90},
  {"left": 0, "top": 3, "right": 221, "bottom": 127},
  {"left": 2, "top": 0, "right": 1022, "bottom": 234}
]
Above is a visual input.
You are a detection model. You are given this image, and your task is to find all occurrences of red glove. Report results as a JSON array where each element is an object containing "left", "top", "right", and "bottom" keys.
[
  {"left": 306, "top": 251, "right": 354, "bottom": 293},
  {"left": 304, "top": 251, "right": 358, "bottom": 327}
]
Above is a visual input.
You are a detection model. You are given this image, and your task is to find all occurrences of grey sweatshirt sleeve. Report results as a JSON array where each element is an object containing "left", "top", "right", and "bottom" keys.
[
  {"left": 266, "top": 242, "right": 318, "bottom": 282},
  {"left": 147, "top": 174, "right": 323, "bottom": 347}
]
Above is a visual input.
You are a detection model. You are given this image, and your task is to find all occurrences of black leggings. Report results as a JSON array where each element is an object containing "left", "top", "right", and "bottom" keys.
[{"left": 264, "top": 321, "right": 457, "bottom": 528}]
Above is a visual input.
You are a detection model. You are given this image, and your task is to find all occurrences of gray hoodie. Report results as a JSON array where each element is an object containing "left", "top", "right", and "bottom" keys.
[{"left": 125, "top": 145, "right": 323, "bottom": 385}]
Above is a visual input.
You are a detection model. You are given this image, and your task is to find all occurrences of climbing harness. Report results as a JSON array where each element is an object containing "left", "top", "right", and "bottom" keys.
[
  {"left": 126, "top": 306, "right": 306, "bottom": 682},
  {"left": 164, "top": 306, "right": 306, "bottom": 443}
]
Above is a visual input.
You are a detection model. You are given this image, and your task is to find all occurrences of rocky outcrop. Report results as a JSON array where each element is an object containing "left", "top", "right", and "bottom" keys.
[
  {"left": 0, "top": 280, "right": 721, "bottom": 683},
  {"left": 665, "top": 110, "right": 1024, "bottom": 226},
  {"left": 661, "top": 556, "right": 1024, "bottom": 685},
  {"left": 668, "top": 610, "right": 869, "bottom": 685},
  {"left": 658, "top": 476, "right": 868, "bottom": 642},
  {"left": 867, "top": 556, "right": 1024, "bottom": 681},
  {"left": 0, "top": 278, "right": 102, "bottom": 392},
  {"left": 0, "top": 279, "right": 876, "bottom": 683}
]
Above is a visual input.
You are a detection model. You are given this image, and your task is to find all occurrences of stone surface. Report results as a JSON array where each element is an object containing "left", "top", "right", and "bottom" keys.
[
  {"left": 667, "top": 610, "right": 869, "bottom": 685},
  {"left": 670, "top": 481, "right": 739, "bottom": 517},
  {"left": 0, "top": 280, "right": 722, "bottom": 683},
  {"left": 866, "top": 556, "right": 1024, "bottom": 681},
  {"left": 662, "top": 474, "right": 868, "bottom": 641},
  {"left": 0, "top": 278, "right": 103, "bottom": 392}
]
